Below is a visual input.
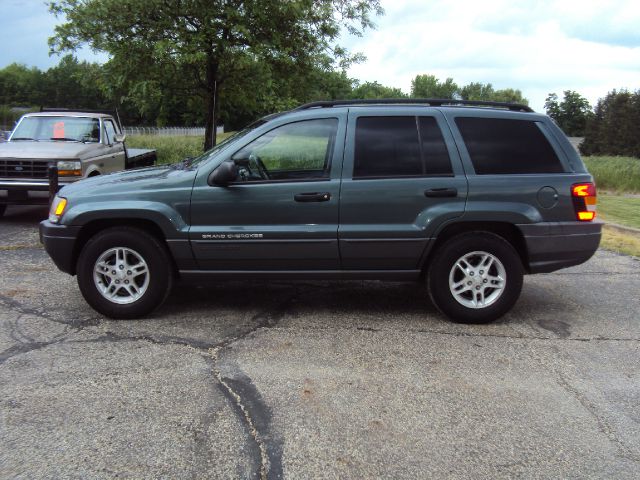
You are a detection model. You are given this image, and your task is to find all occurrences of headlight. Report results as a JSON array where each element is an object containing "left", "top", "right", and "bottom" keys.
[
  {"left": 57, "top": 160, "right": 82, "bottom": 176},
  {"left": 49, "top": 196, "right": 68, "bottom": 223}
]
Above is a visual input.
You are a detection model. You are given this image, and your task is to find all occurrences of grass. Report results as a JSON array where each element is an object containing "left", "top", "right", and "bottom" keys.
[
  {"left": 583, "top": 156, "right": 640, "bottom": 193},
  {"left": 597, "top": 194, "right": 640, "bottom": 230},
  {"left": 126, "top": 134, "right": 232, "bottom": 165},
  {"left": 600, "top": 226, "right": 640, "bottom": 258}
]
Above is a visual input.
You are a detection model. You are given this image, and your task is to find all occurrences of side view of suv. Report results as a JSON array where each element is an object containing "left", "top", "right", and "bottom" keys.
[{"left": 39, "top": 99, "right": 601, "bottom": 323}]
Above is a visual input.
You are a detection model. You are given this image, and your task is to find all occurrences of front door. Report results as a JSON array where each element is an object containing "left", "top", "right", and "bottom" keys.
[{"left": 190, "top": 115, "right": 345, "bottom": 271}]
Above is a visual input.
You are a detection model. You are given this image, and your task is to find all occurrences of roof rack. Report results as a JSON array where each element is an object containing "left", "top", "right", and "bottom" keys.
[{"left": 294, "top": 98, "right": 534, "bottom": 113}]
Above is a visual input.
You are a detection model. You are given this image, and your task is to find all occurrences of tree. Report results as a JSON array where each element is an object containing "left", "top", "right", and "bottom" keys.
[
  {"left": 544, "top": 90, "right": 592, "bottom": 136},
  {"left": 581, "top": 90, "right": 640, "bottom": 157},
  {"left": 350, "top": 81, "right": 406, "bottom": 99},
  {"left": 49, "top": 0, "right": 383, "bottom": 150},
  {"left": 410, "top": 74, "right": 458, "bottom": 99}
]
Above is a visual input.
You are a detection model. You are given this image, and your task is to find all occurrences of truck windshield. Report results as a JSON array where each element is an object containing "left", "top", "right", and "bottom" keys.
[{"left": 12, "top": 116, "right": 101, "bottom": 143}]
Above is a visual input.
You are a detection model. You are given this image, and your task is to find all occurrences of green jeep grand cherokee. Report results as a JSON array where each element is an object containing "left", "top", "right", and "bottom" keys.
[{"left": 39, "top": 99, "right": 602, "bottom": 323}]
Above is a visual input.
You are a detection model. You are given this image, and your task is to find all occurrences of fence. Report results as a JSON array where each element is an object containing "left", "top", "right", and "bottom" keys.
[{"left": 123, "top": 126, "right": 223, "bottom": 136}]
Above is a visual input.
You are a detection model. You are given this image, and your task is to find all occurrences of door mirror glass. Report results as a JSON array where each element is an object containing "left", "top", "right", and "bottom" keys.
[
  {"left": 208, "top": 161, "right": 238, "bottom": 186},
  {"left": 114, "top": 133, "right": 126, "bottom": 143}
]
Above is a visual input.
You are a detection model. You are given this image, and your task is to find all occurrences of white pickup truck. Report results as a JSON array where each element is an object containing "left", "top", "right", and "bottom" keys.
[{"left": 0, "top": 110, "right": 156, "bottom": 217}]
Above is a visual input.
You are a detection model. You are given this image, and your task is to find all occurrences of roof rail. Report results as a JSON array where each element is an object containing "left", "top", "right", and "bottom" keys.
[{"left": 294, "top": 98, "right": 534, "bottom": 113}]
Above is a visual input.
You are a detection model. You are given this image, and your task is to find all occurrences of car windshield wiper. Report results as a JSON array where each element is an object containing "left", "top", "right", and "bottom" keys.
[
  {"left": 11, "top": 137, "right": 36, "bottom": 141},
  {"left": 50, "top": 137, "right": 81, "bottom": 142}
]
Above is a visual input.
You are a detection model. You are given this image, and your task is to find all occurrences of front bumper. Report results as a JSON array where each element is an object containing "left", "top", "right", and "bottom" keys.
[
  {"left": 39, "top": 220, "right": 81, "bottom": 275},
  {"left": 517, "top": 221, "right": 603, "bottom": 273},
  {"left": 1, "top": 179, "right": 76, "bottom": 205}
]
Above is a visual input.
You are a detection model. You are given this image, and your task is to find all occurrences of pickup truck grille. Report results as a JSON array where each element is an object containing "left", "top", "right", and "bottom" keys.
[{"left": 0, "top": 159, "right": 51, "bottom": 179}]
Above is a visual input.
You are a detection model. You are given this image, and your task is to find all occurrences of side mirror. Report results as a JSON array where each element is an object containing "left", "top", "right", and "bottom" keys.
[
  {"left": 114, "top": 133, "right": 126, "bottom": 143},
  {"left": 208, "top": 161, "right": 238, "bottom": 186}
]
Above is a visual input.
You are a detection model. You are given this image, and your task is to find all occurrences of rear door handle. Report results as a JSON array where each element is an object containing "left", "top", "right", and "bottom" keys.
[
  {"left": 425, "top": 187, "right": 457, "bottom": 198},
  {"left": 294, "top": 192, "right": 331, "bottom": 202}
]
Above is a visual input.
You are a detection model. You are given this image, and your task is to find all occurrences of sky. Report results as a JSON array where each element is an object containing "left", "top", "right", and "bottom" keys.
[{"left": 1, "top": 0, "right": 639, "bottom": 112}]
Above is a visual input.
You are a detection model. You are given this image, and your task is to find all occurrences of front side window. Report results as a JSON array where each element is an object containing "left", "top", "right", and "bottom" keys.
[
  {"left": 455, "top": 117, "right": 564, "bottom": 174},
  {"left": 354, "top": 116, "right": 452, "bottom": 178},
  {"left": 232, "top": 118, "right": 338, "bottom": 182},
  {"left": 104, "top": 120, "right": 118, "bottom": 144}
]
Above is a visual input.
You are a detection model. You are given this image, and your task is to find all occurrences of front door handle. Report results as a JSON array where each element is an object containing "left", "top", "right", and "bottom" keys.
[
  {"left": 425, "top": 187, "right": 458, "bottom": 198},
  {"left": 294, "top": 192, "right": 331, "bottom": 202}
]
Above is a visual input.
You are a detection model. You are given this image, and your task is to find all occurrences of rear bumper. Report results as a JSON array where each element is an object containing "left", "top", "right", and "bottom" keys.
[
  {"left": 39, "top": 220, "right": 80, "bottom": 275},
  {"left": 517, "top": 221, "right": 602, "bottom": 273}
]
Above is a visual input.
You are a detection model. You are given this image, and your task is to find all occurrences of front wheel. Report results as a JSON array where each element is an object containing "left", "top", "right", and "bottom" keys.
[
  {"left": 427, "top": 232, "right": 523, "bottom": 324},
  {"left": 76, "top": 227, "right": 173, "bottom": 319}
]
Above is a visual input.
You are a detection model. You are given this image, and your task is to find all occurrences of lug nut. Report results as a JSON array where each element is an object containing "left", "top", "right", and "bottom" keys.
[
  {"left": 483, "top": 279, "right": 488, "bottom": 283},
  {"left": 127, "top": 271, "right": 132, "bottom": 275},
  {"left": 119, "top": 265, "right": 124, "bottom": 270},
  {"left": 112, "top": 270, "right": 116, "bottom": 275},
  {"left": 480, "top": 270, "right": 484, "bottom": 274},
  {"left": 476, "top": 286, "right": 480, "bottom": 290},
  {"left": 124, "top": 280, "right": 129, "bottom": 284},
  {"left": 115, "top": 280, "right": 120, "bottom": 284},
  {"left": 467, "top": 281, "right": 472, "bottom": 285}
]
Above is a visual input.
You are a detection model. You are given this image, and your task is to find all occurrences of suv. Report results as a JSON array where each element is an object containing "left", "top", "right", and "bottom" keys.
[{"left": 39, "top": 99, "right": 601, "bottom": 323}]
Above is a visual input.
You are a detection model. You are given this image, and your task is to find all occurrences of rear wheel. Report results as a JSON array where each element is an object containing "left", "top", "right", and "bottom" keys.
[
  {"left": 427, "top": 232, "right": 523, "bottom": 324},
  {"left": 77, "top": 227, "right": 173, "bottom": 319}
]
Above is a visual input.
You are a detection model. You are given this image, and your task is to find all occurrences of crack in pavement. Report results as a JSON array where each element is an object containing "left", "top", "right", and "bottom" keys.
[
  {"left": 0, "top": 293, "right": 99, "bottom": 365},
  {"left": 553, "top": 366, "right": 640, "bottom": 463},
  {"left": 0, "top": 290, "right": 296, "bottom": 479}
]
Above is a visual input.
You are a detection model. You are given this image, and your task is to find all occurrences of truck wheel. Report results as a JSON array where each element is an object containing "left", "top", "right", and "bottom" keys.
[
  {"left": 0, "top": 205, "right": 6, "bottom": 218},
  {"left": 427, "top": 232, "right": 523, "bottom": 324},
  {"left": 76, "top": 227, "right": 173, "bottom": 319}
]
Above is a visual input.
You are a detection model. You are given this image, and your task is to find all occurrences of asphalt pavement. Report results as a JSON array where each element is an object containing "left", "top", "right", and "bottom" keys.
[{"left": 1, "top": 205, "right": 639, "bottom": 479}]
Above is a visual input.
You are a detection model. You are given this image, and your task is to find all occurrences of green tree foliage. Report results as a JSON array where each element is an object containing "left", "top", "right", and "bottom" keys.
[
  {"left": 49, "top": 0, "right": 383, "bottom": 150},
  {"left": 350, "top": 81, "right": 406, "bottom": 99},
  {"left": 410, "top": 74, "right": 458, "bottom": 99},
  {"left": 581, "top": 90, "right": 640, "bottom": 158},
  {"left": 545, "top": 90, "right": 593, "bottom": 136},
  {"left": 410, "top": 75, "right": 528, "bottom": 105}
]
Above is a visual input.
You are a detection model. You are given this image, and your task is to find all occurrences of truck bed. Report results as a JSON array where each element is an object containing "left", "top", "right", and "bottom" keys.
[{"left": 126, "top": 148, "right": 157, "bottom": 169}]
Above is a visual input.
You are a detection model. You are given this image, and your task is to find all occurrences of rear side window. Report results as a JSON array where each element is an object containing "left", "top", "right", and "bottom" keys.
[
  {"left": 455, "top": 117, "right": 564, "bottom": 174},
  {"left": 354, "top": 116, "right": 452, "bottom": 178}
]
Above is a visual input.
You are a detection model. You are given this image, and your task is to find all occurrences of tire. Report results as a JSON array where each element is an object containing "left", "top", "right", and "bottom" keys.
[
  {"left": 76, "top": 227, "right": 173, "bottom": 319},
  {"left": 427, "top": 232, "right": 523, "bottom": 324},
  {"left": 0, "top": 204, "right": 6, "bottom": 218}
]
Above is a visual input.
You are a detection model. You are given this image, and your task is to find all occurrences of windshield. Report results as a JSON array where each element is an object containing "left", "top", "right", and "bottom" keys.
[
  {"left": 189, "top": 120, "right": 267, "bottom": 167},
  {"left": 11, "top": 116, "right": 101, "bottom": 143}
]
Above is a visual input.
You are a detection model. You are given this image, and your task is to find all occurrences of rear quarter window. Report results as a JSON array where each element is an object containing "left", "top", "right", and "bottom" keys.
[{"left": 455, "top": 117, "right": 564, "bottom": 174}]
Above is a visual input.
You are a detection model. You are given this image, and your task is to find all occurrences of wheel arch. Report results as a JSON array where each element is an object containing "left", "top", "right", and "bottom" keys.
[
  {"left": 421, "top": 221, "right": 530, "bottom": 274},
  {"left": 71, "top": 219, "right": 177, "bottom": 276}
]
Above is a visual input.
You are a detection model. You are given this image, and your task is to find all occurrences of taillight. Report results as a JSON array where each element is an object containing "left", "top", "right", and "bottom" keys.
[{"left": 571, "top": 183, "right": 596, "bottom": 221}]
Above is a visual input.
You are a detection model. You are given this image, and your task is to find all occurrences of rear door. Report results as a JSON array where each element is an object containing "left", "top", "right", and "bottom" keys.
[
  {"left": 338, "top": 108, "right": 467, "bottom": 270},
  {"left": 189, "top": 113, "right": 346, "bottom": 270}
]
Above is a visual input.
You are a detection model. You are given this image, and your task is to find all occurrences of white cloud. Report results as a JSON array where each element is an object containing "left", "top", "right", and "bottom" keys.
[{"left": 341, "top": 0, "right": 640, "bottom": 111}]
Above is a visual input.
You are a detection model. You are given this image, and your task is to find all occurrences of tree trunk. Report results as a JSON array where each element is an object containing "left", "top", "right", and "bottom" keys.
[{"left": 203, "top": 59, "right": 219, "bottom": 151}]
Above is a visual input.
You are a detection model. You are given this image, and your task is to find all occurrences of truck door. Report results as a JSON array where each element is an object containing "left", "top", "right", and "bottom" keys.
[
  {"left": 102, "top": 119, "right": 126, "bottom": 172},
  {"left": 189, "top": 114, "right": 346, "bottom": 270},
  {"left": 338, "top": 108, "right": 468, "bottom": 270}
]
